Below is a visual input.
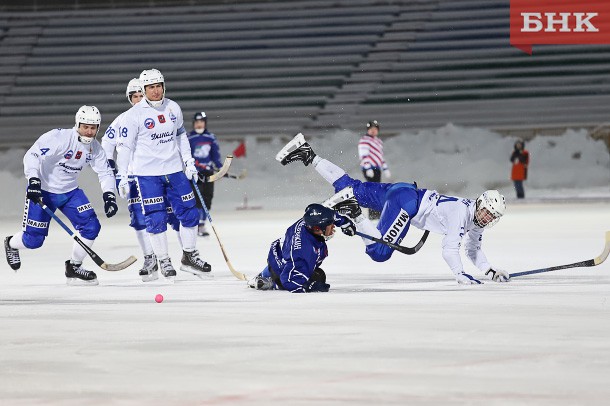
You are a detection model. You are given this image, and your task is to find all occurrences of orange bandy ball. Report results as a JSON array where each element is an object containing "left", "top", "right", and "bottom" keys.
[{"left": 155, "top": 294, "right": 164, "bottom": 303}]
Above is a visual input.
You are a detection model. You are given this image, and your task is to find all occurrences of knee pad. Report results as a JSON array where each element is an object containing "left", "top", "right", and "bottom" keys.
[
  {"left": 79, "top": 216, "right": 101, "bottom": 240},
  {"left": 365, "top": 243, "right": 393, "bottom": 262},
  {"left": 22, "top": 232, "right": 45, "bottom": 249},
  {"left": 145, "top": 210, "right": 168, "bottom": 234},
  {"left": 178, "top": 206, "right": 199, "bottom": 228},
  {"left": 129, "top": 207, "right": 147, "bottom": 231}
]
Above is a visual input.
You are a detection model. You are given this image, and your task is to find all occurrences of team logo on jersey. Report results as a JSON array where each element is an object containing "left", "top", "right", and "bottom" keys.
[
  {"left": 158, "top": 115, "right": 166, "bottom": 123},
  {"left": 382, "top": 209, "right": 410, "bottom": 244},
  {"left": 169, "top": 110, "right": 176, "bottom": 122},
  {"left": 75, "top": 151, "right": 82, "bottom": 160},
  {"left": 64, "top": 150, "right": 73, "bottom": 159},
  {"left": 76, "top": 203, "right": 92, "bottom": 213},
  {"left": 144, "top": 118, "right": 155, "bottom": 129},
  {"left": 85, "top": 153, "right": 92, "bottom": 164}
]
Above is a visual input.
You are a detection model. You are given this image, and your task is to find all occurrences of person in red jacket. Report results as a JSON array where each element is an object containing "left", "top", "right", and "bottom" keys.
[{"left": 510, "top": 139, "right": 529, "bottom": 199}]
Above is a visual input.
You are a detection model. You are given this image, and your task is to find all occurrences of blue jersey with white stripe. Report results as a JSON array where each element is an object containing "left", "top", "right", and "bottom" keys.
[{"left": 187, "top": 129, "right": 222, "bottom": 172}]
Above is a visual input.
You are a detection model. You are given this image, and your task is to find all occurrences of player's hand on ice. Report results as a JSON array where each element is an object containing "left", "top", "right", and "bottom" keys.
[
  {"left": 455, "top": 272, "right": 483, "bottom": 285},
  {"left": 117, "top": 177, "right": 130, "bottom": 199},
  {"left": 103, "top": 192, "right": 118, "bottom": 218},
  {"left": 27, "top": 177, "right": 42, "bottom": 202},
  {"left": 383, "top": 169, "right": 391, "bottom": 179},
  {"left": 485, "top": 267, "right": 510, "bottom": 282},
  {"left": 307, "top": 280, "right": 330, "bottom": 293},
  {"left": 184, "top": 158, "right": 198, "bottom": 181}
]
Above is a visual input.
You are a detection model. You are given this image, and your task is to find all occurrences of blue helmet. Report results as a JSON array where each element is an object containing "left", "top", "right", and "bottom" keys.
[{"left": 303, "top": 204, "right": 334, "bottom": 230}]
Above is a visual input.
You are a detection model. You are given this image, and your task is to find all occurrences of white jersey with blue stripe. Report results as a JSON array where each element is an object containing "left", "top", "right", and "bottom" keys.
[{"left": 116, "top": 98, "right": 189, "bottom": 177}]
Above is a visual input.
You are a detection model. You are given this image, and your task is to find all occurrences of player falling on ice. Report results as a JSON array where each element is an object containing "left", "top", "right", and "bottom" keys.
[
  {"left": 250, "top": 203, "right": 356, "bottom": 292},
  {"left": 4, "top": 106, "right": 118, "bottom": 285},
  {"left": 115, "top": 69, "right": 210, "bottom": 282},
  {"left": 276, "top": 133, "right": 510, "bottom": 285},
  {"left": 101, "top": 78, "right": 184, "bottom": 282}
]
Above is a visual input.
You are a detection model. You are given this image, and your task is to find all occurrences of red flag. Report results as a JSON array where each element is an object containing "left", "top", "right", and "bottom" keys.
[{"left": 232, "top": 141, "right": 246, "bottom": 158}]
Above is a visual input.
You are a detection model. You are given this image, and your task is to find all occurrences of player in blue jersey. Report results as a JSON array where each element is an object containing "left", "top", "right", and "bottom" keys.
[
  {"left": 250, "top": 204, "right": 356, "bottom": 293},
  {"left": 276, "top": 133, "right": 510, "bottom": 285},
  {"left": 187, "top": 112, "right": 223, "bottom": 237}
]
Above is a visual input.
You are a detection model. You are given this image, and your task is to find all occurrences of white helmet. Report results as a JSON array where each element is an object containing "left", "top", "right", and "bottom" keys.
[
  {"left": 74, "top": 105, "right": 101, "bottom": 143},
  {"left": 125, "top": 78, "right": 143, "bottom": 105},
  {"left": 474, "top": 190, "right": 506, "bottom": 229},
  {"left": 139, "top": 68, "right": 165, "bottom": 107}
]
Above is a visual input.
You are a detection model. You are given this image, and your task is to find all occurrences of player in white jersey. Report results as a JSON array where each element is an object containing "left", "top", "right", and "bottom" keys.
[
  {"left": 115, "top": 69, "right": 210, "bottom": 282},
  {"left": 101, "top": 78, "right": 184, "bottom": 282},
  {"left": 276, "top": 133, "right": 511, "bottom": 285},
  {"left": 4, "top": 106, "right": 118, "bottom": 285}
]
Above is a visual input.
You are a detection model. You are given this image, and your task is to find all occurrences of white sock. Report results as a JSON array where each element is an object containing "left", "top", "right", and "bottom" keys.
[
  {"left": 354, "top": 215, "right": 381, "bottom": 246},
  {"left": 148, "top": 232, "right": 169, "bottom": 260},
  {"left": 180, "top": 225, "right": 197, "bottom": 252},
  {"left": 71, "top": 237, "right": 95, "bottom": 263},
  {"left": 314, "top": 158, "right": 346, "bottom": 185},
  {"left": 9, "top": 232, "right": 27, "bottom": 250},
  {"left": 135, "top": 229, "right": 153, "bottom": 256},
  {"left": 175, "top": 229, "right": 183, "bottom": 249}
]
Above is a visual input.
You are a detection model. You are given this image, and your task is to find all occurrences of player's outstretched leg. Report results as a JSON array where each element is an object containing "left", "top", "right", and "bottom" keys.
[
  {"left": 159, "top": 257, "right": 176, "bottom": 283},
  {"left": 180, "top": 249, "right": 212, "bottom": 277},
  {"left": 322, "top": 187, "right": 362, "bottom": 219},
  {"left": 139, "top": 253, "right": 159, "bottom": 282},
  {"left": 4, "top": 236, "right": 21, "bottom": 271},
  {"left": 65, "top": 260, "right": 98, "bottom": 286},
  {"left": 275, "top": 133, "right": 316, "bottom": 166}
]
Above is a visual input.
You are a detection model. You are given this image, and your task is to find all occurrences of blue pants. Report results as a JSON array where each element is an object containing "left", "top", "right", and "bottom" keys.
[
  {"left": 20, "top": 188, "right": 101, "bottom": 249},
  {"left": 135, "top": 172, "right": 199, "bottom": 234},
  {"left": 333, "top": 174, "right": 423, "bottom": 262},
  {"left": 126, "top": 178, "right": 180, "bottom": 232}
]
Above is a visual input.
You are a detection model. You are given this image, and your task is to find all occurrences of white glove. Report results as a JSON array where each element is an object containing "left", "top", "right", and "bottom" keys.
[
  {"left": 117, "top": 177, "right": 130, "bottom": 199},
  {"left": 184, "top": 158, "right": 198, "bottom": 182},
  {"left": 383, "top": 169, "right": 391, "bottom": 179},
  {"left": 455, "top": 272, "right": 483, "bottom": 285},
  {"left": 365, "top": 168, "right": 374, "bottom": 178},
  {"left": 485, "top": 268, "right": 510, "bottom": 282}
]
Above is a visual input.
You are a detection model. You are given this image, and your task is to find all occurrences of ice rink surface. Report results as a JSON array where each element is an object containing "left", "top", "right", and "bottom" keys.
[{"left": 1, "top": 202, "right": 609, "bottom": 405}]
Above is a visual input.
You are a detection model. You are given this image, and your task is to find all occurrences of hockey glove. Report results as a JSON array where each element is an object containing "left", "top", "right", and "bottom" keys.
[
  {"left": 184, "top": 158, "right": 198, "bottom": 181},
  {"left": 26, "top": 177, "right": 42, "bottom": 202},
  {"left": 485, "top": 268, "right": 510, "bottom": 282},
  {"left": 383, "top": 169, "right": 391, "bottom": 179},
  {"left": 340, "top": 217, "right": 356, "bottom": 236},
  {"left": 117, "top": 177, "right": 130, "bottom": 199},
  {"left": 307, "top": 280, "right": 330, "bottom": 293},
  {"left": 103, "top": 192, "right": 118, "bottom": 218},
  {"left": 365, "top": 168, "right": 374, "bottom": 178},
  {"left": 107, "top": 159, "right": 118, "bottom": 176},
  {"left": 455, "top": 272, "right": 483, "bottom": 285}
]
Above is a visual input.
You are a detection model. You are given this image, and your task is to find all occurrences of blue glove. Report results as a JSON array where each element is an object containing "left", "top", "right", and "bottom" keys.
[
  {"left": 103, "top": 191, "right": 118, "bottom": 218},
  {"left": 334, "top": 214, "right": 356, "bottom": 236},
  {"left": 307, "top": 280, "right": 330, "bottom": 293},
  {"left": 27, "top": 177, "right": 42, "bottom": 202}
]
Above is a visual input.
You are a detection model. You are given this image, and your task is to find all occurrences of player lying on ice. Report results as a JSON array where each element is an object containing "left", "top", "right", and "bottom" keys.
[
  {"left": 276, "top": 133, "right": 510, "bottom": 285},
  {"left": 250, "top": 203, "right": 356, "bottom": 292}
]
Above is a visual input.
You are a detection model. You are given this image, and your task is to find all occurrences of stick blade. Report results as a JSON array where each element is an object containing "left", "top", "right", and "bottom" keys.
[
  {"left": 100, "top": 255, "right": 138, "bottom": 272},
  {"left": 208, "top": 155, "right": 233, "bottom": 182},
  {"left": 594, "top": 231, "right": 610, "bottom": 265}
]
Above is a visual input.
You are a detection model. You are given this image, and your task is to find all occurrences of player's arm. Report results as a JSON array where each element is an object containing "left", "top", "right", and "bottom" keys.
[
  {"left": 211, "top": 136, "right": 222, "bottom": 169},
  {"left": 465, "top": 228, "right": 509, "bottom": 282},
  {"left": 280, "top": 257, "right": 315, "bottom": 293},
  {"left": 90, "top": 144, "right": 118, "bottom": 218},
  {"left": 115, "top": 113, "right": 137, "bottom": 198},
  {"left": 441, "top": 203, "right": 482, "bottom": 284},
  {"left": 100, "top": 118, "right": 120, "bottom": 174},
  {"left": 23, "top": 130, "right": 58, "bottom": 180}
]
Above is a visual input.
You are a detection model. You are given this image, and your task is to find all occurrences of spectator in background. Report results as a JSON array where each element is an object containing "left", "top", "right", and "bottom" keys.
[
  {"left": 358, "top": 120, "right": 390, "bottom": 219},
  {"left": 187, "top": 112, "right": 223, "bottom": 236},
  {"left": 510, "top": 139, "right": 529, "bottom": 199}
]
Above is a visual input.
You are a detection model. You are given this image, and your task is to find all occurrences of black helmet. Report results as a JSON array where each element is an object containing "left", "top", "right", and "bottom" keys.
[
  {"left": 366, "top": 120, "right": 380, "bottom": 129},
  {"left": 303, "top": 204, "right": 335, "bottom": 230},
  {"left": 193, "top": 111, "right": 207, "bottom": 122}
]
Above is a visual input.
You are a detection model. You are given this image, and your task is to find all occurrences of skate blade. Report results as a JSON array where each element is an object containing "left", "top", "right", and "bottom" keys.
[
  {"left": 141, "top": 271, "right": 159, "bottom": 282},
  {"left": 275, "top": 133, "right": 305, "bottom": 162},
  {"left": 162, "top": 275, "right": 176, "bottom": 284},
  {"left": 66, "top": 277, "right": 99, "bottom": 286},
  {"left": 322, "top": 186, "right": 355, "bottom": 208},
  {"left": 179, "top": 266, "right": 213, "bottom": 278}
]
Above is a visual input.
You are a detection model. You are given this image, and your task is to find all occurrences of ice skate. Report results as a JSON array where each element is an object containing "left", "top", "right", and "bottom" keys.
[
  {"left": 275, "top": 133, "right": 316, "bottom": 166},
  {"left": 159, "top": 257, "right": 176, "bottom": 283},
  {"left": 322, "top": 187, "right": 362, "bottom": 219},
  {"left": 180, "top": 250, "right": 212, "bottom": 278},
  {"left": 197, "top": 223, "right": 209, "bottom": 237},
  {"left": 139, "top": 253, "right": 159, "bottom": 282},
  {"left": 4, "top": 236, "right": 21, "bottom": 271},
  {"left": 65, "top": 260, "right": 99, "bottom": 286}
]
